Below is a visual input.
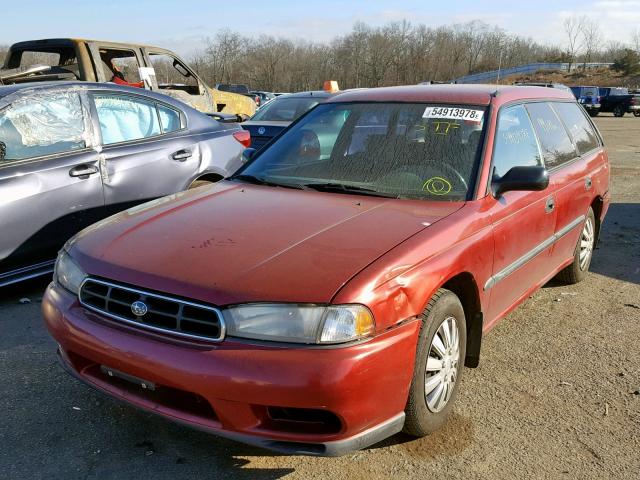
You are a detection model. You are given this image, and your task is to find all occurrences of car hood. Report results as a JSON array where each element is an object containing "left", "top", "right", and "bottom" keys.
[{"left": 71, "top": 182, "right": 463, "bottom": 305}]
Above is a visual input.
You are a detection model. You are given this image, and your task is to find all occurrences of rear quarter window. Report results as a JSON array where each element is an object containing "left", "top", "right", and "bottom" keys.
[
  {"left": 552, "top": 102, "right": 600, "bottom": 155},
  {"left": 525, "top": 102, "right": 577, "bottom": 169}
]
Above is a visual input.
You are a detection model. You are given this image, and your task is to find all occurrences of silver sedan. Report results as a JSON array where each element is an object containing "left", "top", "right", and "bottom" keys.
[{"left": 0, "top": 81, "right": 250, "bottom": 286}]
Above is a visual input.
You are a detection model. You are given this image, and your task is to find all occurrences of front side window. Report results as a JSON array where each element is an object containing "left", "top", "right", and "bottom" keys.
[
  {"left": 525, "top": 102, "right": 577, "bottom": 169},
  {"left": 492, "top": 104, "right": 542, "bottom": 178},
  {"left": 236, "top": 102, "right": 487, "bottom": 201},
  {"left": 93, "top": 94, "right": 160, "bottom": 145},
  {"left": 552, "top": 102, "right": 600, "bottom": 155},
  {"left": 0, "top": 91, "right": 87, "bottom": 163}
]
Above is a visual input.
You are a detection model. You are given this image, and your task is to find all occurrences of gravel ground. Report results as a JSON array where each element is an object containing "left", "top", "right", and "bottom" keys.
[{"left": 0, "top": 115, "right": 638, "bottom": 480}]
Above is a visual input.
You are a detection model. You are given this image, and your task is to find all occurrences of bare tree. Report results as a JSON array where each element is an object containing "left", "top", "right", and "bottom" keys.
[
  {"left": 632, "top": 28, "right": 640, "bottom": 54},
  {"left": 581, "top": 18, "right": 602, "bottom": 69},
  {"left": 563, "top": 15, "right": 585, "bottom": 71}
]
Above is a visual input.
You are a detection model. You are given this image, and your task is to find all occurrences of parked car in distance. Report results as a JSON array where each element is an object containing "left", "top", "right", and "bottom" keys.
[
  {"left": 251, "top": 90, "right": 276, "bottom": 107},
  {"left": 570, "top": 86, "right": 601, "bottom": 116},
  {"left": 0, "top": 81, "right": 250, "bottom": 287},
  {"left": 514, "top": 82, "right": 572, "bottom": 93},
  {"left": 598, "top": 87, "right": 640, "bottom": 117},
  {"left": 242, "top": 90, "right": 336, "bottom": 150},
  {"left": 1, "top": 38, "right": 256, "bottom": 117},
  {"left": 43, "top": 84, "right": 609, "bottom": 456}
]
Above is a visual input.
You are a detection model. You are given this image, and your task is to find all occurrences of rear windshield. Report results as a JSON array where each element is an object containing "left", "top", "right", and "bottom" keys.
[
  {"left": 237, "top": 102, "right": 487, "bottom": 201},
  {"left": 251, "top": 97, "right": 321, "bottom": 122}
]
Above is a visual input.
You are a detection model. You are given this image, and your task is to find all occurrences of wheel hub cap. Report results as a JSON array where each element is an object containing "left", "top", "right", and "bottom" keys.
[
  {"left": 425, "top": 316, "right": 460, "bottom": 413},
  {"left": 579, "top": 217, "right": 595, "bottom": 271}
]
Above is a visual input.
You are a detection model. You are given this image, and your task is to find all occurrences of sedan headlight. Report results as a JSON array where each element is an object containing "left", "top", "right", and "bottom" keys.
[
  {"left": 54, "top": 251, "right": 87, "bottom": 295},
  {"left": 222, "top": 304, "right": 374, "bottom": 344}
]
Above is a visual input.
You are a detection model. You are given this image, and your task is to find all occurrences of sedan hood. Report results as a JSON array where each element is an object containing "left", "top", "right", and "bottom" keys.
[{"left": 71, "top": 182, "right": 462, "bottom": 305}]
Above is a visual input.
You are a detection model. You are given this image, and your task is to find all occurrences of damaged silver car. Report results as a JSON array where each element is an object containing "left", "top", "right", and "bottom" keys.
[{"left": 0, "top": 81, "right": 250, "bottom": 286}]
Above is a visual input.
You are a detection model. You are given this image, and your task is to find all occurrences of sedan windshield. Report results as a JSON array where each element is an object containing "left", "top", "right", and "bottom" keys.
[
  {"left": 236, "top": 102, "right": 487, "bottom": 201},
  {"left": 251, "top": 97, "right": 321, "bottom": 122}
]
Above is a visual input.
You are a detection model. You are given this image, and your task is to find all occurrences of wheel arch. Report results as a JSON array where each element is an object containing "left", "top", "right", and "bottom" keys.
[
  {"left": 590, "top": 195, "right": 604, "bottom": 245},
  {"left": 438, "top": 272, "right": 484, "bottom": 368}
]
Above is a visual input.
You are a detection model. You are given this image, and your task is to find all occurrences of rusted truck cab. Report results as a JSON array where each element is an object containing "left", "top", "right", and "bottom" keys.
[{"left": 1, "top": 38, "right": 256, "bottom": 117}]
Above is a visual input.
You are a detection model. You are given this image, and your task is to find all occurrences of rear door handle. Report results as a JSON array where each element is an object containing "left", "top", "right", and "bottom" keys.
[
  {"left": 545, "top": 196, "right": 555, "bottom": 213},
  {"left": 69, "top": 164, "right": 99, "bottom": 177},
  {"left": 172, "top": 149, "right": 192, "bottom": 161}
]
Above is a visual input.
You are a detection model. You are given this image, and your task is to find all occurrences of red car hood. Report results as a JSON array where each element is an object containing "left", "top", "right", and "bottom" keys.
[{"left": 71, "top": 182, "right": 462, "bottom": 305}]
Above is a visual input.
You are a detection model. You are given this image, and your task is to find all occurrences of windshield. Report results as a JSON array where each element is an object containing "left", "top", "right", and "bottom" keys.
[
  {"left": 235, "top": 102, "right": 487, "bottom": 201},
  {"left": 251, "top": 97, "right": 321, "bottom": 122}
]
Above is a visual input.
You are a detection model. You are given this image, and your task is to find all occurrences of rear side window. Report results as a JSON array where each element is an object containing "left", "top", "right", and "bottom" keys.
[
  {"left": 94, "top": 94, "right": 161, "bottom": 145},
  {"left": 492, "top": 105, "right": 542, "bottom": 178},
  {"left": 158, "top": 104, "right": 183, "bottom": 133},
  {"left": 525, "top": 103, "right": 577, "bottom": 169},
  {"left": 552, "top": 102, "right": 600, "bottom": 155}
]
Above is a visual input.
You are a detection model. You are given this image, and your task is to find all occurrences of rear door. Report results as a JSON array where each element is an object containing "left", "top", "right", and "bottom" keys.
[
  {"left": 485, "top": 104, "right": 558, "bottom": 322},
  {"left": 0, "top": 89, "right": 103, "bottom": 283},
  {"left": 543, "top": 101, "right": 603, "bottom": 267},
  {"left": 88, "top": 91, "right": 200, "bottom": 213}
]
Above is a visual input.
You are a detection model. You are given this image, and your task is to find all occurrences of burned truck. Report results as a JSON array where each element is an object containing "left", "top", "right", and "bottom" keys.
[{"left": 0, "top": 38, "right": 256, "bottom": 118}]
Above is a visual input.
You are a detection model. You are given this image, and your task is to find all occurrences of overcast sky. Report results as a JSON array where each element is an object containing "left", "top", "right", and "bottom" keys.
[{"left": 2, "top": 0, "right": 639, "bottom": 55}]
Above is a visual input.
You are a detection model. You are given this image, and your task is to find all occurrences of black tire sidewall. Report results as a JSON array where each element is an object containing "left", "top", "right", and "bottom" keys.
[{"left": 404, "top": 290, "right": 467, "bottom": 436}]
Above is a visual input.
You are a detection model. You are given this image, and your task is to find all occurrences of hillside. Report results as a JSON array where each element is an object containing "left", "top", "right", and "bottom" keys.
[{"left": 507, "top": 67, "right": 640, "bottom": 89}]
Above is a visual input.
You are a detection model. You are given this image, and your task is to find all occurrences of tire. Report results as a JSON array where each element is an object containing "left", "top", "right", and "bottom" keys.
[
  {"left": 633, "top": 111, "right": 640, "bottom": 118},
  {"left": 613, "top": 105, "right": 625, "bottom": 117},
  {"left": 588, "top": 110, "right": 599, "bottom": 117},
  {"left": 556, "top": 207, "right": 596, "bottom": 284},
  {"left": 188, "top": 179, "right": 214, "bottom": 190},
  {"left": 404, "top": 288, "right": 467, "bottom": 437}
]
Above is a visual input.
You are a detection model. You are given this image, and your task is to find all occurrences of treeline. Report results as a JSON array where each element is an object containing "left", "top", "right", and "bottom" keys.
[
  {"left": 1, "top": 19, "right": 638, "bottom": 92},
  {"left": 190, "top": 20, "right": 634, "bottom": 92}
]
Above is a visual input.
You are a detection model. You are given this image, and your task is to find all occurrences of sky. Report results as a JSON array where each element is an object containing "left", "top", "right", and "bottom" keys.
[{"left": 2, "top": 0, "right": 639, "bottom": 56}]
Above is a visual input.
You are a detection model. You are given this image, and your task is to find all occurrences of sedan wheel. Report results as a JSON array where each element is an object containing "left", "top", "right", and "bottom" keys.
[
  {"left": 404, "top": 289, "right": 467, "bottom": 436},
  {"left": 579, "top": 216, "right": 595, "bottom": 271},
  {"left": 425, "top": 316, "right": 460, "bottom": 413}
]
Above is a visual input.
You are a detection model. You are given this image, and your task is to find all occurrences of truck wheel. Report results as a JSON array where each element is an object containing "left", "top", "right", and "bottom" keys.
[
  {"left": 404, "top": 289, "right": 466, "bottom": 436},
  {"left": 613, "top": 105, "right": 625, "bottom": 117},
  {"left": 634, "top": 111, "right": 640, "bottom": 117},
  {"left": 588, "top": 110, "right": 599, "bottom": 117},
  {"left": 556, "top": 207, "right": 596, "bottom": 284}
]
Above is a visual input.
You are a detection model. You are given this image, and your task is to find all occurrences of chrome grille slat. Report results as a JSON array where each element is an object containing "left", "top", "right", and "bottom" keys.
[{"left": 79, "top": 278, "right": 225, "bottom": 342}]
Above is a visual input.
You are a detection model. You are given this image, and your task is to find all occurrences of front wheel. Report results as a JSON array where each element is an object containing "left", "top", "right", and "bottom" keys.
[
  {"left": 404, "top": 289, "right": 467, "bottom": 436},
  {"left": 556, "top": 207, "right": 596, "bottom": 284}
]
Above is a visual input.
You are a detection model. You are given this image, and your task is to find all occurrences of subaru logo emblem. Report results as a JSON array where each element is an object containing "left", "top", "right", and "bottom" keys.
[
  {"left": 131, "top": 300, "right": 148, "bottom": 317},
  {"left": 257, "top": 127, "right": 266, "bottom": 135}
]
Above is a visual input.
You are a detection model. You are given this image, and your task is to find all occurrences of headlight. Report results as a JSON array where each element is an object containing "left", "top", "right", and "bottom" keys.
[
  {"left": 222, "top": 304, "right": 374, "bottom": 344},
  {"left": 54, "top": 251, "right": 87, "bottom": 295}
]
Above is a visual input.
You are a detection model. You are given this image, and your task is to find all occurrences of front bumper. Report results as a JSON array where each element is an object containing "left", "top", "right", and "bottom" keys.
[{"left": 43, "top": 282, "right": 420, "bottom": 456}]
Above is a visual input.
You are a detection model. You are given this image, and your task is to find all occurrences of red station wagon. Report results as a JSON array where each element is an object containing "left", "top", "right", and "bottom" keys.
[{"left": 43, "top": 85, "right": 610, "bottom": 456}]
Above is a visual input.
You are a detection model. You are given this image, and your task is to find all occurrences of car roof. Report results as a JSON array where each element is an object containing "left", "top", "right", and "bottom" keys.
[
  {"left": 276, "top": 90, "right": 336, "bottom": 100},
  {"left": 328, "top": 84, "right": 574, "bottom": 106},
  {"left": 0, "top": 81, "right": 198, "bottom": 110}
]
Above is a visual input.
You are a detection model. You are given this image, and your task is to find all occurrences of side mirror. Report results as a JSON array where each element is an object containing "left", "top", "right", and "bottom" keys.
[
  {"left": 492, "top": 165, "right": 549, "bottom": 197},
  {"left": 0, "top": 141, "right": 5, "bottom": 162},
  {"left": 242, "top": 148, "right": 257, "bottom": 162}
]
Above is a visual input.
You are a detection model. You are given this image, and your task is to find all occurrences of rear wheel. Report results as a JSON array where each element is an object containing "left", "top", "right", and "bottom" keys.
[
  {"left": 556, "top": 207, "right": 596, "bottom": 284},
  {"left": 588, "top": 109, "right": 599, "bottom": 117},
  {"left": 613, "top": 105, "right": 625, "bottom": 117},
  {"left": 633, "top": 111, "right": 640, "bottom": 117},
  {"left": 404, "top": 289, "right": 466, "bottom": 436}
]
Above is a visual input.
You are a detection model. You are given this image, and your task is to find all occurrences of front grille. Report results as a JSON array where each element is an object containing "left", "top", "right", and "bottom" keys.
[{"left": 79, "top": 278, "right": 225, "bottom": 342}]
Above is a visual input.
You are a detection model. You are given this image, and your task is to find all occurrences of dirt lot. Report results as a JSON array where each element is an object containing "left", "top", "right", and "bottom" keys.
[{"left": 1, "top": 114, "right": 638, "bottom": 480}]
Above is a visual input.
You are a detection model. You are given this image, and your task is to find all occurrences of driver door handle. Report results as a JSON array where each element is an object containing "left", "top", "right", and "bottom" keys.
[
  {"left": 172, "top": 149, "right": 192, "bottom": 161},
  {"left": 69, "top": 164, "right": 99, "bottom": 177}
]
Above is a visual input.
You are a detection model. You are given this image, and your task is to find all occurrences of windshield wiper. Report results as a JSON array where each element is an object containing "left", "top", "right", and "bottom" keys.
[
  {"left": 303, "top": 182, "right": 400, "bottom": 198},
  {"left": 230, "top": 174, "right": 305, "bottom": 190}
]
